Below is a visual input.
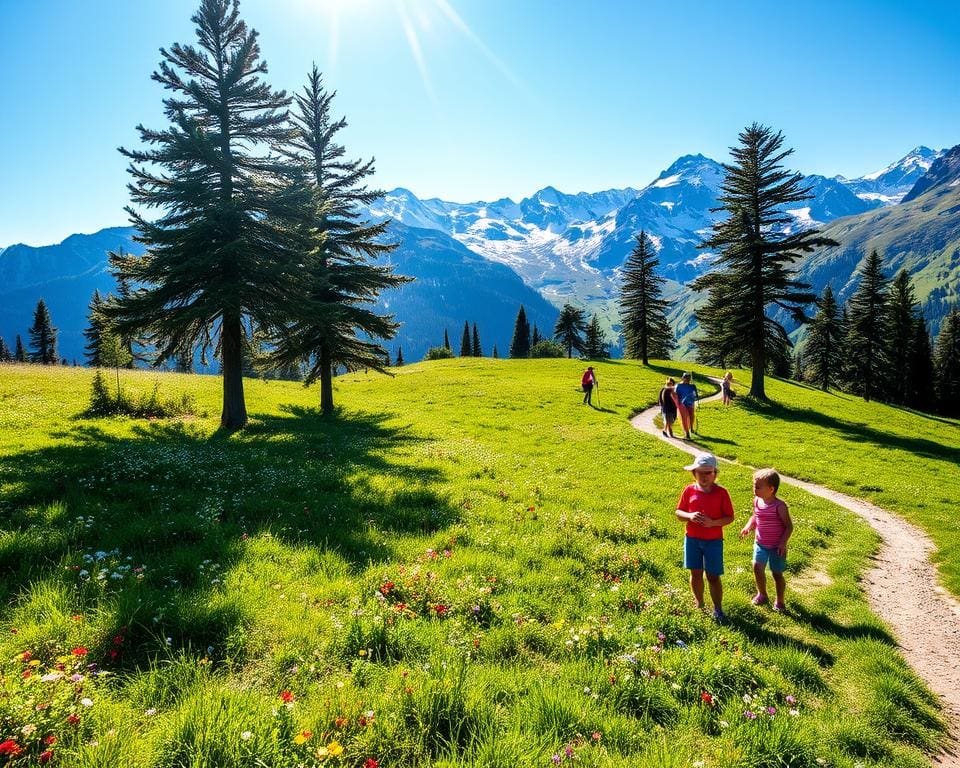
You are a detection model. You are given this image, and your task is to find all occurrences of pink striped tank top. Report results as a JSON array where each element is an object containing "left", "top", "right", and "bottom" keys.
[{"left": 754, "top": 497, "right": 788, "bottom": 547}]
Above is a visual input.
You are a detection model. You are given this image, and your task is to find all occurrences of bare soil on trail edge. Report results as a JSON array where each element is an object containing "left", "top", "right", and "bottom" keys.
[{"left": 631, "top": 386, "right": 960, "bottom": 767}]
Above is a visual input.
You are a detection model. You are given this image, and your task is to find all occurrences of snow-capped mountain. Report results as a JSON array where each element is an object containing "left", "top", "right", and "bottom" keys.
[{"left": 836, "top": 146, "right": 944, "bottom": 205}]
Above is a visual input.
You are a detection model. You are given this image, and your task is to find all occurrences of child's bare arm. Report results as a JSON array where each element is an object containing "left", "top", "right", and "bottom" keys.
[
  {"left": 739, "top": 513, "right": 756, "bottom": 537},
  {"left": 776, "top": 502, "right": 793, "bottom": 555}
]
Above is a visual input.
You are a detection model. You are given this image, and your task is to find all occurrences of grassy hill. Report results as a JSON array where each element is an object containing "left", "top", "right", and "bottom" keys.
[{"left": 0, "top": 361, "right": 947, "bottom": 767}]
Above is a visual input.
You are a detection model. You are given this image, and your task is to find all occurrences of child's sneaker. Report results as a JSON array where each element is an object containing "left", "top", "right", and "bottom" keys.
[
  {"left": 712, "top": 608, "right": 727, "bottom": 625},
  {"left": 751, "top": 594, "right": 768, "bottom": 606},
  {"left": 772, "top": 601, "right": 786, "bottom": 613}
]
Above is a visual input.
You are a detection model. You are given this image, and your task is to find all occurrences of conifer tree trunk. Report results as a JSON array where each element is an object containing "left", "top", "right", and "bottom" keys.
[
  {"left": 320, "top": 342, "right": 334, "bottom": 417},
  {"left": 220, "top": 314, "right": 247, "bottom": 429}
]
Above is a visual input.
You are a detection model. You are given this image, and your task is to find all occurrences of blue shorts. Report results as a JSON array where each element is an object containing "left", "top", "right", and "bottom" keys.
[
  {"left": 684, "top": 536, "right": 724, "bottom": 575},
  {"left": 753, "top": 542, "right": 787, "bottom": 573}
]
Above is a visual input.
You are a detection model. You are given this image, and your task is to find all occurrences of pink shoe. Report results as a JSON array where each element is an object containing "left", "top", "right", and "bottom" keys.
[
  {"left": 751, "top": 594, "right": 769, "bottom": 606},
  {"left": 772, "top": 602, "right": 786, "bottom": 612}
]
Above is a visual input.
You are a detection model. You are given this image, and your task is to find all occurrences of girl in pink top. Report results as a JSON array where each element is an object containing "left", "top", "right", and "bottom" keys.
[{"left": 739, "top": 468, "right": 793, "bottom": 611}]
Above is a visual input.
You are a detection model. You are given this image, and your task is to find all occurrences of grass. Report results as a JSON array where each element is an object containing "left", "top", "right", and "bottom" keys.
[
  {"left": 684, "top": 369, "right": 960, "bottom": 596},
  {"left": 0, "top": 360, "right": 948, "bottom": 766}
]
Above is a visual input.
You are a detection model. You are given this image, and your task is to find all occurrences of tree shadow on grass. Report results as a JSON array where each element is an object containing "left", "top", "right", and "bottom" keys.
[
  {"left": 735, "top": 396, "right": 960, "bottom": 463},
  {"left": 726, "top": 612, "right": 834, "bottom": 668},
  {"left": 0, "top": 406, "right": 460, "bottom": 669},
  {"left": 786, "top": 603, "right": 895, "bottom": 645}
]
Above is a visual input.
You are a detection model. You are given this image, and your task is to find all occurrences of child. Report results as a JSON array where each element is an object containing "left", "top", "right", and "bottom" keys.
[
  {"left": 658, "top": 377, "right": 679, "bottom": 438},
  {"left": 740, "top": 468, "right": 793, "bottom": 612},
  {"left": 721, "top": 372, "right": 735, "bottom": 406},
  {"left": 581, "top": 366, "right": 596, "bottom": 406},
  {"left": 675, "top": 373, "right": 699, "bottom": 439},
  {"left": 674, "top": 453, "right": 735, "bottom": 623}
]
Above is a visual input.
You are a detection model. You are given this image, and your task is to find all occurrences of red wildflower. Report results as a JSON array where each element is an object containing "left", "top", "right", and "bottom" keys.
[
  {"left": 20, "top": 651, "right": 32, "bottom": 662},
  {"left": 380, "top": 581, "right": 394, "bottom": 595},
  {"left": 22, "top": 670, "right": 32, "bottom": 679},
  {"left": 433, "top": 604, "right": 448, "bottom": 616},
  {"left": 334, "top": 716, "right": 347, "bottom": 728},
  {"left": 279, "top": 690, "right": 295, "bottom": 703},
  {"left": 44, "top": 735, "right": 57, "bottom": 745},
  {"left": 0, "top": 740, "right": 23, "bottom": 757},
  {"left": 527, "top": 506, "right": 535, "bottom": 512},
  {"left": 358, "top": 715, "right": 368, "bottom": 727},
  {"left": 71, "top": 647, "right": 88, "bottom": 657},
  {"left": 113, "top": 635, "right": 124, "bottom": 645},
  {"left": 701, "top": 692, "right": 714, "bottom": 705},
  {"left": 39, "top": 750, "right": 54, "bottom": 763},
  {"left": 66, "top": 715, "right": 80, "bottom": 726},
  {"left": 364, "top": 759, "right": 380, "bottom": 768}
]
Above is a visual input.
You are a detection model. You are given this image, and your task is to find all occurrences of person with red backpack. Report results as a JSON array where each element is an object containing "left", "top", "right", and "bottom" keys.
[{"left": 581, "top": 366, "right": 597, "bottom": 406}]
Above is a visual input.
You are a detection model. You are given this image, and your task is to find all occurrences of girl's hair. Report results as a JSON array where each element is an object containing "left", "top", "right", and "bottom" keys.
[
  {"left": 724, "top": 371, "right": 733, "bottom": 380},
  {"left": 753, "top": 468, "right": 780, "bottom": 491},
  {"left": 665, "top": 377, "right": 675, "bottom": 386}
]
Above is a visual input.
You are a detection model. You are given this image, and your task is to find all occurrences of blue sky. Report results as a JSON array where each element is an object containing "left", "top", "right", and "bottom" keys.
[{"left": 2, "top": 0, "right": 959, "bottom": 246}]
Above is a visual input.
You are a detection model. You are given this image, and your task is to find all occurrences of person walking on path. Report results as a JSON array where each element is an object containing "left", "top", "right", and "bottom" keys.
[
  {"left": 581, "top": 366, "right": 597, "bottom": 406},
  {"left": 675, "top": 373, "right": 699, "bottom": 438},
  {"left": 674, "top": 453, "right": 735, "bottom": 623},
  {"left": 721, "top": 372, "right": 735, "bottom": 406},
  {"left": 658, "top": 377, "right": 680, "bottom": 437}
]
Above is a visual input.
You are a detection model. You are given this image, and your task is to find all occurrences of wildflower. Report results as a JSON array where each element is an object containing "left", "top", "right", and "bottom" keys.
[
  {"left": 359, "top": 649, "right": 367, "bottom": 657},
  {"left": 785, "top": 695, "right": 796, "bottom": 705},
  {"left": 316, "top": 746, "right": 329, "bottom": 759},
  {"left": 145, "top": 708, "right": 157, "bottom": 716},
  {"left": 21, "top": 724, "right": 37, "bottom": 736},
  {"left": 293, "top": 730, "right": 313, "bottom": 745},
  {"left": 433, "top": 604, "right": 448, "bottom": 617},
  {"left": 364, "top": 760, "right": 380, "bottom": 768},
  {"left": 69, "top": 674, "right": 84, "bottom": 683},
  {"left": 701, "top": 692, "right": 714, "bottom": 705},
  {"left": 565, "top": 745, "right": 574, "bottom": 759},
  {"left": 279, "top": 690, "right": 295, "bottom": 703},
  {"left": 552, "top": 755, "right": 562, "bottom": 765},
  {"left": 41, "top": 672, "right": 63, "bottom": 682},
  {"left": 766, "top": 706, "right": 777, "bottom": 716},
  {"left": 719, "top": 720, "right": 729, "bottom": 729},
  {"left": 240, "top": 731, "right": 253, "bottom": 741},
  {"left": 334, "top": 716, "right": 347, "bottom": 728},
  {"left": 592, "top": 731, "right": 601, "bottom": 742},
  {"left": 327, "top": 741, "right": 344, "bottom": 757},
  {"left": 71, "top": 615, "right": 83, "bottom": 622},
  {"left": 789, "top": 708, "right": 800, "bottom": 716},
  {"left": 72, "top": 647, "right": 89, "bottom": 656},
  {"left": 39, "top": 749, "right": 54, "bottom": 763},
  {"left": 44, "top": 736, "right": 56, "bottom": 746},
  {"left": 81, "top": 698, "right": 94, "bottom": 707},
  {"left": 744, "top": 710, "right": 756, "bottom": 720},
  {"left": 0, "top": 740, "right": 23, "bottom": 757},
  {"left": 66, "top": 715, "right": 80, "bottom": 726}
]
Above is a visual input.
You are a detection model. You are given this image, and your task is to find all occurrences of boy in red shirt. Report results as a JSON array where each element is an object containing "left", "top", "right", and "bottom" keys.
[{"left": 674, "top": 453, "right": 735, "bottom": 623}]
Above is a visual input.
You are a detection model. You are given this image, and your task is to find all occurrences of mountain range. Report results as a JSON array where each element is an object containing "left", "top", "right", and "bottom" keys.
[{"left": 1, "top": 144, "right": 956, "bottom": 365}]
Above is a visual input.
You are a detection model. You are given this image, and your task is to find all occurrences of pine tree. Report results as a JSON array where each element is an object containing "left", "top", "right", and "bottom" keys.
[
  {"left": 620, "top": 231, "right": 674, "bottom": 364},
  {"left": 460, "top": 321, "right": 472, "bottom": 357},
  {"left": 792, "top": 350, "right": 804, "bottom": 382},
  {"left": 492, "top": 344, "right": 499, "bottom": 359},
  {"left": 886, "top": 269, "right": 919, "bottom": 404},
  {"left": 845, "top": 250, "right": 889, "bottom": 402},
  {"left": 83, "top": 290, "right": 108, "bottom": 367},
  {"left": 803, "top": 286, "right": 845, "bottom": 391},
  {"left": 531, "top": 325, "right": 541, "bottom": 347},
  {"left": 101, "top": 329, "right": 133, "bottom": 399},
  {"left": 584, "top": 315, "right": 609, "bottom": 359},
  {"left": 443, "top": 329, "right": 451, "bottom": 351},
  {"left": 0, "top": 337, "right": 10, "bottom": 362},
  {"left": 692, "top": 124, "right": 837, "bottom": 398},
  {"left": 553, "top": 303, "right": 587, "bottom": 358},
  {"left": 509, "top": 306, "right": 531, "bottom": 358},
  {"left": 395, "top": 346, "right": 404, "bottom": 366},
  {"left": 264, "top": 67, "right": 407, "bottom": 415},
  {"left": 28, "top": 298, "right": 58, "bottom": 364},
  {"left": 14, "top": 335, "right": 27, "bottom": 363},
  {"left": 934, "top": 308, "right": 960, "bottom": 415},
  {"left": 908, "top": 312, "right": 935, "bottom": 410},
  {"left": 106, "top": 0, "right": 302, "bottom": 429},
  {"left": 472, "top": 323, "right": 481, "bottom": 357}
]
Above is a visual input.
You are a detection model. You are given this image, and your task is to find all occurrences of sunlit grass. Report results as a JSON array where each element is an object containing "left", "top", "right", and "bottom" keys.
[{"left": 0, "top": 360, "right": 946, "bottom": 766}]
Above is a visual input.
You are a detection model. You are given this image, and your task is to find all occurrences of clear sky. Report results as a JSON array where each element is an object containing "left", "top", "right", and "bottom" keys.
[{"left": 2, "top": 0, "right": 959, "bottom": 246}]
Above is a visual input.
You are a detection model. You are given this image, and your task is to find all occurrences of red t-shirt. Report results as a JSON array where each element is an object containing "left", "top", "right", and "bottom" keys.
[{"left": 677, "top": 483, "right": 734, "bottom": 540}]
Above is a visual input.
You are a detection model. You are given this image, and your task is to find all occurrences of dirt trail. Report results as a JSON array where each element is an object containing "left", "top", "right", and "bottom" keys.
[{"left": 631, "top": 383, "right": 960, "bottom": 766}]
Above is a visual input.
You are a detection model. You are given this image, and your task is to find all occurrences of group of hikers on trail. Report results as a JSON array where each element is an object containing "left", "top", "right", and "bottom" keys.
[{"left": 657, "top": 371, "right": 734, "bottom": 439}]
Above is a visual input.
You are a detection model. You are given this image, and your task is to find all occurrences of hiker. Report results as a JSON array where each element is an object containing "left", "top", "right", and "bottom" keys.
[
  {"left": 658, "top": 377, "right": 680, "bottom": 438},
  {"left": 581, "top": 366, "right": 597, "bottom": 406},
  {"left": 675, "top": 372, "right": 699, "bottom": 438},
  {"left": 674, "top": 453, "right": 734, "bottom": 624},
  {"left": 740, "top": 468, "right": 793, "bottom": 612},
  {"left": 721, "top": 371, "right": 735, "bottom": 406}
]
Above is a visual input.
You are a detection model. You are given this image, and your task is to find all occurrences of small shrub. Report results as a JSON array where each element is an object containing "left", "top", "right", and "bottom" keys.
[
  {"left": 424, "top": 346, "right": 454, "bottom": 361},
  {"left": 530, "top": 340, "right": 565, "bottom": 358},
  {"left": 85, "top": 375, "right": 201, "bottom": 419},
  {"left": 88, "top": 369, "right": 113, "bottom": 415}
]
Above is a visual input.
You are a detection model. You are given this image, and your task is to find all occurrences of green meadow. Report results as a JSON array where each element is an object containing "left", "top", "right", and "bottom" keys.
[{"left": 0, "top": 361, "right": 947, "bottom": 767}]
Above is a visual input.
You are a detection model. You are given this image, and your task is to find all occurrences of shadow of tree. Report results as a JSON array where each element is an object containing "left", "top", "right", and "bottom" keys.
[{"left": 0, "top": 407, "right": 457, "bottom": 669}]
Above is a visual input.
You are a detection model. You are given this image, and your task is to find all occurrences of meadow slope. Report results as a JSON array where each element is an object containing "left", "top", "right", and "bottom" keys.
[{"left": 0, "top": 361, "right": 947, "bottom": 767}]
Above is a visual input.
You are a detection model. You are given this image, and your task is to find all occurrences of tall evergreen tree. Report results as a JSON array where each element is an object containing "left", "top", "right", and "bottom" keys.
[
  {"left": 395, "top": 346, "right": 404, "bottom": 366},
  {"left": 907, "top": 312, "right": 935, "bottom": 410},
  {"left": 934, "top": 308, "right": 960, "bottom": 415},
  {"left": 553, "top": 303, "right": 588, "bottom": 358},
  {"left": 620, "top": 231, "right": 674, "bottom": 364},
  {"left": 584, "top": 314, "right": 609, "bottom": 359},
  {"left": 492, "top": 344, "right": 499, "bottom": 359},
  {"left": 14, "top": 335, "right": 27, "bottom": 363},
  {"left": 0, "top": 337, "right": 10, "bottom": 362},
  {"left": 803, "top": 286, "right": 845, "bottom": 391},
  {"left": 28, "top": 298, "right": 58, "bottom": 364},
  {"left": 460, "top": 321, "right": 472, "bottom": 357},
  {"left": 83, "top": 290, "right": 108, "bottom": 367},
  {"left": 692, "top": 124, "right": 837, "bottom": 398},
  {"left": 845, "top": 250, "right": 889, "bottom": 402},
  {"left": 531, "top": 325, "right": 541, "bottom": 347},
  {"left": 106, "top": 0, "right": 302, "bottom": 428},
  {"left": 509, "top": 306, "right": 531, "bottom": 358},
  {"left": 886, "top": 269, "right": 919, "bottom": 404},
  {"left": 265, "top": 67, "right": 407, "bottom": 415},
  {"left": 443, "top": 329, "right": 451, "bottom": 351},
  {"left": 471, "top": 323, "right": 481, "bottom": 357}
]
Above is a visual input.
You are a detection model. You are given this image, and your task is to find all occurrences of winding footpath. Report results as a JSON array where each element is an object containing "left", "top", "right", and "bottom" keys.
[{"left": 631, "top": 384, "right": 960, "bottom": 767}]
